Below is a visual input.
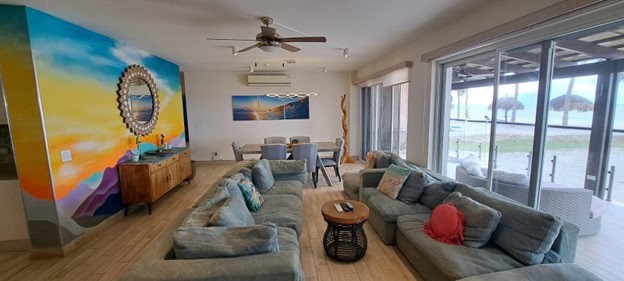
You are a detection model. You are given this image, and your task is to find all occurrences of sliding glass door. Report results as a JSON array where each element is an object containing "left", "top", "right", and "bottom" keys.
[
  {"left": 437, "top": 21, "right": 624, "bottom": 210},
  {"left": 361, "top": 83, "right": 409, "bottom": 158}
]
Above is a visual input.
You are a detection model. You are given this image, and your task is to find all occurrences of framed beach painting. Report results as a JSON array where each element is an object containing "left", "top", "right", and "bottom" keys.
[{"left": 232, "top": 95, "right": 310, "bottom": 121}]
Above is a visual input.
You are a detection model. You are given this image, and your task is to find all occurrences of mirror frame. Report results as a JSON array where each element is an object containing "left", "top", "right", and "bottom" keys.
[{"left": 117, "top": 64, "right": 160, "bottom": 136}]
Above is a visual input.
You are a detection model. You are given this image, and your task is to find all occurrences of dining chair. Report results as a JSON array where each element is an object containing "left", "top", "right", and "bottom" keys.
[
  {"left": 231, "top": 141, "right": 244, "bottom": 162},
  {"left": 260, "top": 144, "right": 287, "bottom": 160},
  {"left": 317, "top": 138, "right": 344, "bottom": 182},
  {"left": 289, "top": 136, "right": 311, "bottom": 143},
  {"left": 264, "top": 136, "right": 287, "bottom": 144},
  {"left": 292, "top": 143, "right": 319, "bottom": 188}
]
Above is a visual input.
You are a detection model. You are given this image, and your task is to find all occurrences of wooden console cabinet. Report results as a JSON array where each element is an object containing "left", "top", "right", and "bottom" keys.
[{"left": 118, "top": 147, "right": 191, "bottom": 215}]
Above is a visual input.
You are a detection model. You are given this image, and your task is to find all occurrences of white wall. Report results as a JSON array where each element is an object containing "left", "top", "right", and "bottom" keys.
[
  {"left": 354, "top": 0, "right": 560, "bottom": 167},
  {"left": 184, "top": 71, "right": 356, "bottom": 161}
]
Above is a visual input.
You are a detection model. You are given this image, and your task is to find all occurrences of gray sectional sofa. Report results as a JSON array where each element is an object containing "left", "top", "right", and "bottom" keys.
[
  {"left": 342, "top": 151, "right": 601, "bottom": 281},
  {"left": 121, "top": 159, "right": 307, "bottom": 281}
]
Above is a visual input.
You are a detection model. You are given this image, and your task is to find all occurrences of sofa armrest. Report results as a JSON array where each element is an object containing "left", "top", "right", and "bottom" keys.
[
  {"left": 269, "top": 160, "right": 307, "bottom": 183},
  {"left": 549, "top": 221, "right": 580, "bottom": 263},
  {"left": 359, "top": 168, "right": 386, "bottom": 188},
  {"left": 121, "top": 208, "right": 304, "bottom": 281}
]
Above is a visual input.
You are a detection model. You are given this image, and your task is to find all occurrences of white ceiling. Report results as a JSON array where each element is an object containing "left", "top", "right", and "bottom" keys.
[{"left": 1, "top": 0, "right": 491, "bottom": 73}]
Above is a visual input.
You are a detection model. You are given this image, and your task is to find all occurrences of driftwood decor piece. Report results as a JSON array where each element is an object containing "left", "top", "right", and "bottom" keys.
[{"left": 340, "top": 94, "right": 354, "bottom": 163}]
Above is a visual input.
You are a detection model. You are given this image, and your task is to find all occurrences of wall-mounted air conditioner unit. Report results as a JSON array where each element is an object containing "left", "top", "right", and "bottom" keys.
[{"left": 247, "top": 75, "right": 291, "bottom": 87}]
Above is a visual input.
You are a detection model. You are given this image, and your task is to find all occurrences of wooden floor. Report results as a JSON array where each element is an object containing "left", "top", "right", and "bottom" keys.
[{"left": 0, "top": 160, "right": 619, "bottom": 280}]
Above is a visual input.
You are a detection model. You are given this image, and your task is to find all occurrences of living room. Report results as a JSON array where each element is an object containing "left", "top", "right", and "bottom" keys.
[{"left": 0, "top": 0, "right": 622, "bottom": 280}]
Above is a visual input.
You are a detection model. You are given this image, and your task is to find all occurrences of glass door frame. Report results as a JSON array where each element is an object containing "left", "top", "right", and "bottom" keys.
[{"left": 434, "top": 21, "right": 624, "bottom": 208}]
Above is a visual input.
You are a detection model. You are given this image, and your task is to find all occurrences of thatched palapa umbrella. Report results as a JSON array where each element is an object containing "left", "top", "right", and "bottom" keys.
[
  {"left": 549, "top": 94, "right": 594, "bottom": 112},
  {"left": 488, "top": 96, "right": 524, "bottom": 122},
  {"left": 549, "top": 94, "right": 594, "bottom": 126}
]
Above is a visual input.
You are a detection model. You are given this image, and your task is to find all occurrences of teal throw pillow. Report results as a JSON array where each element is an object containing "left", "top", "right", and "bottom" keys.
[
  {"left": 238, "top": 178, "right": 265, "bottom": 212},
  {"left": 397, "top": 166, "right": 438, "bottom": 204},
  {"left": 443, "top": 191, "right": 502, "bottom": 248},
  {"left": 376, "top": 164, "right": 411, "bottom": 199},
  {"left": 208, "top": 195, "right": 255, "bottom": 227},
  {"left": 252, "top": 159, "right": 275, "bottom": 193}
]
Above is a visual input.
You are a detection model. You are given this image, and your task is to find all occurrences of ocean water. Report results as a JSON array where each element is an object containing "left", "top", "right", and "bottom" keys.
[{"left": 452, "top": 104, "right": 624, "bottom": 129}]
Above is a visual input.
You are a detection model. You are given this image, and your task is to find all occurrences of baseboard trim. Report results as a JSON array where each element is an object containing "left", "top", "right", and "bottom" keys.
[
  {"left": 31, "top": 210, "right": 126, "bottom": 258},
  {"left": 0, "top": 239, "right": 30, "bottom": 252}
]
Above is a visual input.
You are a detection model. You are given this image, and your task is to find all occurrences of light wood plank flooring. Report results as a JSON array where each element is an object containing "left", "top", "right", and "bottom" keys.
[{"left": 0, "top": 161, "right": 618, "bottom": 280}]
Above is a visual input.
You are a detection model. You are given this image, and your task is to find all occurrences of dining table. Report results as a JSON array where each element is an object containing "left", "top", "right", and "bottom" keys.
[{"left": 238, "top": 141, "right": 339, "bottom": 187}]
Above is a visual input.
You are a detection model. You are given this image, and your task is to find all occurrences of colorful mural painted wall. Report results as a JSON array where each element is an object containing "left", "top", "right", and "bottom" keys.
[{"left": 0, "top": 5, "right": 185, "bottom": 249}]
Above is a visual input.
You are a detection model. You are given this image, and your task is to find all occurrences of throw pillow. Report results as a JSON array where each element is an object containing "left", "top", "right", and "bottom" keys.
[
  {"left": 397, "top": 167, "right": 439, "bottom": 204},
  {"left": 365, "top": 151, "right": 376, "bottom": 168},
  {"left": 208, "top": 195, "right": 255, "bottom": 227},
  {"left": 174, "top": 223, "right": 279, "bottom": 259},
  {"left": 419, "top": 181, "right": 458, "bottom": 209},
  {"left": 492, "top": 169, "right": 529, "bottom": 186},
  {"left": 376, "top": 164, "right": 411, "bottom": 199},
  {"left": 443, "top": 191, "right": 502, "bottom": 248},
  {"left": 240, "top": 167, "right": 253, "bottom": 181},
  {"left": 252, "top": 159, "right": 275, "bottom": 193},
  {"left": 424, "top": 203, "right": 464, "bottom": 245},
  {"left": 458, "top": 154, "right": 484, "bottom": 178},
  {"left": 238, "top": 178, "right": 265, "bottom": 212},
  {"left": 373, "top": 151, "right": 392, "bottom": 168}
]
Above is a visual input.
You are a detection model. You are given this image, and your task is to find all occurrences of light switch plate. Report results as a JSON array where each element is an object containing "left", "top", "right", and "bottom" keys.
[{"left": 61, "top": 149, "right": 72, "bottom": 162}]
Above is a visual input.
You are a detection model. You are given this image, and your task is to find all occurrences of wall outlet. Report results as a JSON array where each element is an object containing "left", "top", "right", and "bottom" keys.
[
  {"left": 61, "top": 149, "right": 72, "bottom": 162},
  {"left": 212, "top": 152, "right": 222, "bottom": 161}
]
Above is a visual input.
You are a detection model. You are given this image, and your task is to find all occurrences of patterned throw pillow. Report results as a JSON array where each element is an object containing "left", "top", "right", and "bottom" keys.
[
  {"left": 376, "top": 164, "right": 411, "bottom": 199},
  {"left": 238, "top": 178, "right": 264, "bottom": 212}
]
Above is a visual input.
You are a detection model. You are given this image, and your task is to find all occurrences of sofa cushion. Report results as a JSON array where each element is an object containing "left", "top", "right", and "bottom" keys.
[
  {"left": 397, "top": 167, "right": 438, "bottom": 204},
  {"left": 208, "top": 195, "right": 255, "bottom": 227},
  {"left": 487, "top": 169, "right": 530, "bottom": 186},
  {"left": 195, "top": 185, "right": 230, "bottom": 211},
  {"left": 459, "top": 154, "right": 485, "bottom": 178},
  {"left": 366, "top": 191, "right": 431, "bottom": 223},
  {"left": 376, "top": 164, "right": 411, "bottom": 199},
  {"left": 173, "top": 223, "right": 279, "bottom": 259},
  {"left": 240, "top": 167, "right": 253, "bottom": 181},
  {"left": 263, "top": 180, "right": 303, "bottom": 199},
  {"left": 238, "top": 178, "right": 264, "bottom": 212},
  {"left": 456, "top": 184, "right": 563, "bottom": 265},
  {"left": 397, "top": 214, "right": 524, "bottom": 280},
  {"left": 251, "top": 194, "right": 303, "bottom": 236},
  {"left": 342, "top": 172, "right": 360, "bottom": 200},
  {"left": 443, "top": 191, "right": 502, "bottom": 248},
  {"left": 253, "top": 159, "right": 275, "bottom": 193},
  {"left": 419, "top": 181, "right": 458, "bottom": 209},
  {"left": 367, "top": 150, "right": 392, "bottom": 168},
  {"left": 424, "top": 203, "right": 465, "bottom": 245}
]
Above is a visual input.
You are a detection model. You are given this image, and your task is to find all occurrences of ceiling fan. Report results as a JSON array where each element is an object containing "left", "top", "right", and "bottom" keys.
[{"left": 206, "top": 17, "right": 326, "bottom": 53}]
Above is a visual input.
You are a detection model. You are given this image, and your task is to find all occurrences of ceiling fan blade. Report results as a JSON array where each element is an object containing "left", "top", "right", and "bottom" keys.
[
  {"left": 278, "top": 36, "right": 326, "bottom": 43},
  {"left": 238, "top": 44, "right": 258, "bottom": 53},
  {"left": 280, "top": 43, "right": 301, "bottom": 52},
  {"left": 260, "top": 26, "right": 276, "bottom": 39},
  {"left": 206, "top": 38, "right": 257, "bottom": 42}
]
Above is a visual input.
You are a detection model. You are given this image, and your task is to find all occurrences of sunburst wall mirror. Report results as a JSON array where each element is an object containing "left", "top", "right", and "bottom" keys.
[{"left": 117, "top": 64, "right": 160, "bottom": 136}]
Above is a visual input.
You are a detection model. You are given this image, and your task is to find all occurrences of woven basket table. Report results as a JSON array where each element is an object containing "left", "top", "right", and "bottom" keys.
[{"left": 321, "top": 200, "right": 369, "bottom": 262}]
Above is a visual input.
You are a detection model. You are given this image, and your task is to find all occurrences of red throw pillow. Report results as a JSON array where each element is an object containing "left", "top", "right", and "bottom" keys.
[{"left": 424, "top": 203, "right": 465, "bottom": 245}]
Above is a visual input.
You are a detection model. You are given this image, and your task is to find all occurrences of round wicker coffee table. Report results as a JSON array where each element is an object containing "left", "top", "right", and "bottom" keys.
[{"left": 321, "top": 200, "right": 369, "bottom": 262}]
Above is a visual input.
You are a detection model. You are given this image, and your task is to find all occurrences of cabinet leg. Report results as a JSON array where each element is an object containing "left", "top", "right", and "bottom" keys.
[
  {"left": 185, "top": 178, "right": 191, "bottom": 184},
  {"left": 124, "top": 205, "right": 128, "bottom": 217},
  {"left": 148, "top": 202, "right": 152, "bottom": 215}
]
